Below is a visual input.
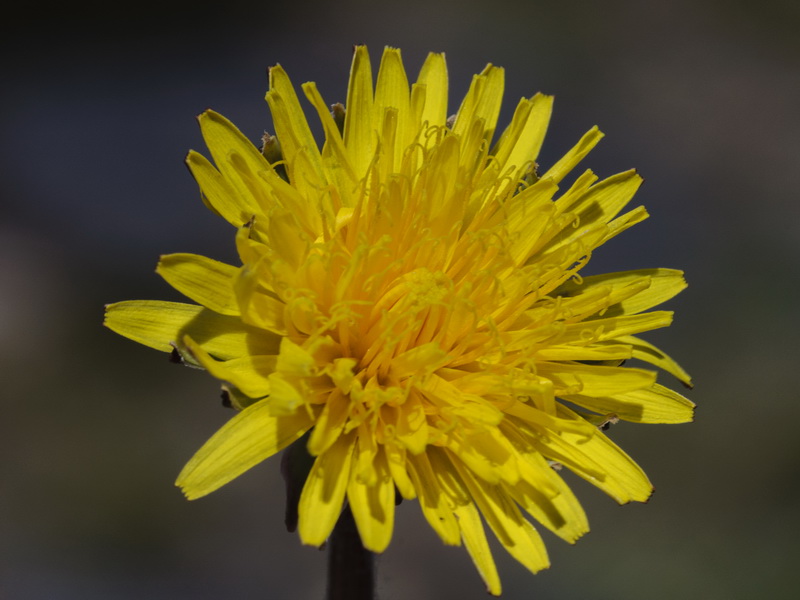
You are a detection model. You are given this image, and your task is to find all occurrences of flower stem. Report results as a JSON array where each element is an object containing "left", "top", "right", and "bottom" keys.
[{"left": 326, "top": 504, "right": 374, "bottom": 600}]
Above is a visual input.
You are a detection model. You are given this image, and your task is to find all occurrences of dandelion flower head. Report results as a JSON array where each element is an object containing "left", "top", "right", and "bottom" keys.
[{"left": 105, "top": 46, "right": 694, "bottom": 594}]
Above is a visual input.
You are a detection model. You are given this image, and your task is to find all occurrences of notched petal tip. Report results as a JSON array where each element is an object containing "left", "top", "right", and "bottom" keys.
[
  {"left": 619, "top": 483, "right": 655, "bottom": 506},
  {"left": 642, "top": 485, "right": 655, "bottom": 504},
  {"left": 683, "top": 399, "right": 697, "bottom": 422},
  {"left": 267, "top": 64, "right": 288, "bottom": 91},
  {"left": 194, "top": 108, "right": 216, "bottom": 122},
  {"left": 174, "top": 473, "right": 205, "bottom": 501}
]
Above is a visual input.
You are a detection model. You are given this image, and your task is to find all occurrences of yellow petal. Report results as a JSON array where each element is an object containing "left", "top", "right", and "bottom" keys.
[
  {"left": 536, "top": 362, "right": 657, "bottom": 396},
  {"left": 419, "top": 374, "right": 503, "bottom": 425},
  {"left": 347, "top": 448, "right": 395, "bottom": 552},
  {"left": 157, "top": 253, "right": 240, "bottom": 315},
  {"left": 503, "top": 451, "right": 589, "bottom": 544},
  {"left": 406, "top": 452, "right": 461, "bottom": 545},
  {"left": 353, "top": 422, "right": 380, "bottom": 485},
  {"left": 301, "top": 81, "right": 358, "bottom": 197},
  {"left": 264, "top": 209, "right": 309, "bottom": 269},
  {"left": 185, "top": 150, "right": 252, "bottom": 227},
  {"left": 182, "top": 336, "right": 275, "bottom": 398},
  {"left": 538, "top": 406, "right": 654, "bottom": 503},
  {"left": 375, "top": 47, "right": 411, "bottom": 166},
  {"left": 549, "top": 170, "right": 643, "bottom": 250},
  {"left": 558, "top": 269, "right": 687, "bottom": 317},
  {"left": 343, "top": 45, "right": 375, "bottom": 180},
  {"left": 454, "top": 502, "right": 501, "bottom": 596},
  {"left": 416, "top": 52, "right": 448, "bottom": 131},
  {"left": 492, "top": 93, "right": 553, "bottom": 179},
  {"left": 387, "top": 392, "right": 429, "bottom": 455},
  {"left": 452, "top": 64, "right": 505, "bottom": 142},
  {"left": 534, "top": 343, "right": 633, "bottom": 362},
  {"left": 385, "top": 442, "right": 416, "bottom": 500},
  {"left": 557, "top": 311, "right": 674, "bottom": 345},
  {"left": 275, "top": 336, "right": 317, "bottom": 376},
  {"left": 103, "top": 300, "right": 279, "bottom": 358},
  {"left": 266, "top": 65, "right": 325, "bottom": 192},
  {"left": 550, "top": 275, "right": 652, "bottom": 322},
  {"left": 298, "top": 432, "right": 356, "bottom": 546},
  {"left": 503, "top": 180, "right": 559, "bottom": 265},
  {"left": 427, "top": 447, "right": 472, "bottom": 506},
  {"left": 502, "top": 401, "right": 595, "bottom": 436},
  {"left": 233, "top": 266, "right": 288, "bottom": 335},
  {"left": 620, "top": 335, "right": 693, "bottom": 386},
  {"left": 602, "top": 205, "right": 650, "bottom": 245},
  {"left": 265, "top": 374, "right": 305, "bottom": 415},
  {"left": 391, "top": 342, "right": 449, "bottom": 379},
  {"left": 527, "top": 227, "right": 608, "bottom": 296},
  {"left": 176, "top": 401, "right": 312, "bottom": 499},
  {"left": 196, "top": 110, "right": 269, "bottom": 215},
  {"left": 442, "top": 427, "right": 521, "bottom": 486},
  {"left": 566, "top": 383, "right": 695, "bottom": 424},
  {"left": 541, "top": 126, "right": 604, "bottom": 184},
  {"left": 450, "top": 455, "right": 550, "bottom": 574},
  {"left": 307, "top": 389, "right": 350, "bottom": 455},
  {"left": 453, "top": 64, "right": 505, "bottom": 140}
]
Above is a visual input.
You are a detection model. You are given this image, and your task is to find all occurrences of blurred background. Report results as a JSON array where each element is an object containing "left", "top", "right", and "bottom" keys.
[{"left": 2, "top": 0, "right": 798, "bottom": 598}]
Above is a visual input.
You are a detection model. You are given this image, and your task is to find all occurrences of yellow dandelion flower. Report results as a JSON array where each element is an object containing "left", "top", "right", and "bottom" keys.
[{"left": 105, "top": 46, "right": 694, "bottom": 594}]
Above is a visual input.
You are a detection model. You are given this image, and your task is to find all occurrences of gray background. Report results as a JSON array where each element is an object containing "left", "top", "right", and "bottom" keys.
[{"left": 3, "top": 1, "right": 798, "bottom": 598}]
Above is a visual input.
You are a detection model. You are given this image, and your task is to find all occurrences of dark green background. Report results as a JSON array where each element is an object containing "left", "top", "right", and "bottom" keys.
[{"left": 3, "top": 1, "right": 797, "bottom": 598}]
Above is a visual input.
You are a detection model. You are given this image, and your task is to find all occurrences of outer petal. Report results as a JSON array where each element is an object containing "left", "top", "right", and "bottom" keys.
[
  {"left": 492, "top": 93, "right": 553, "bottom": 180},
  {"left": 554, "top": 269, "right": 686, "bottom": 321},
  {"left": 347, "top": 448, "right": 395, "bottom": 552},
  {"left": 450, "top": 455, "right": 550, "bottom": 575},
  {"left": 555, "top": 311, "right": 674, "bottom": 345},
  {"left": 454, "top": 502, "right": 501, "bottom": 596},
  {"left": 385, "top": 442, "right": 416, "bottom": 500},
  {"left": 266, "top": 65, "right": 326, "bottom": 190},
  {"left": 301, "top": 81, "right": 358, "bottom": 195},
  {"left": 406, "top": 452, "right": 461, "bottom": 545},
  {"left": 343, "top": 45, "right": 375, "bottom": 180},
  {"left": 375, "top": 47, "right": 412, "bottom": 166},
  {"left": 298, "top": 432, "right": 356, "bottom": 546},
  {"left": 536, "top": 362, "right": 657, "bottom": 397},
  {"left": 452, "top": 64, "right": 505, "bottom": 141},
  {"left": 157, "top": 253, "right": 240, "bottom": 315},
  {"left": 307, "top": 389, "right": 351, "bottom": 455},
  {"left": 569, "top": 269, "right": 686, "bottom": 317},
  {"left": 503, "top": 180, "right": 559, "bottom": 266},
  {"left": 267, "top": 67, "right": 318, "bottom": 158},
  {"left": 566, "top": 383, "right": 695, "bottom": 424},
  {"left": 534, "top": 343, "right": 633, "bottom": 362},
  {"left": 103, "top": 300, "right": 279, "bottom": 358},
  {"left": 620, "top": 335, "right": 693, "bottom": 386},
  {"left": 176, "top": 401, "right": 313, "bottom": 499},
  {"left": 540, "top": 406, "right": 654, "bottom": 503},
  {"left": 548, "top": 170, "right": 643, "bottom": 252},
  {"left": 541, "top": 126, "right": 604, "bottom": 184},
  {"left": 196, "top": 110, "right": 270, "bottom": 217},
  {"left": 182, "top": 335, "right": 275, "bottom": 398},
  {"left": 234, "top": 266, "right": 288, "bottom": 335},
  {"left": 416, "top": 52, "right": 448, "bottom": 131},
  {"left": 503, "top": 455, "right": 589, "bottom": 544},
  {"left": 186, "top": 150, "right": 252, "bottom": 227}
]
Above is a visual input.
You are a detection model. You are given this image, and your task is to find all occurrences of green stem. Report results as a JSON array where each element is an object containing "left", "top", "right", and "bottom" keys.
[{"left": 326, "top": 504, "right": 375, "bottom": 600}]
